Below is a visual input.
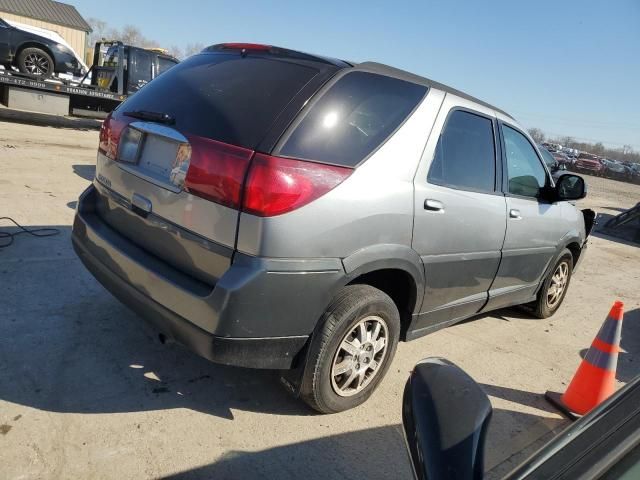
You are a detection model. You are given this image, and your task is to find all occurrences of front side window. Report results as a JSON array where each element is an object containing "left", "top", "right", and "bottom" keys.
[
  {"left": 427, "top": 110, "right": 496, "bottom": 192},
  {"left": 503, "top": 125, "right": 547, "bottom": 198},
  {"left": 278, "top": 72, "right": 427, "bottom": 167}
]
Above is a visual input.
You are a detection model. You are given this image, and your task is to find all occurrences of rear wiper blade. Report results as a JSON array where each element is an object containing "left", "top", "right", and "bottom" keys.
[{"left": 124, "top": 110, "right": 175, "bottom": 125}]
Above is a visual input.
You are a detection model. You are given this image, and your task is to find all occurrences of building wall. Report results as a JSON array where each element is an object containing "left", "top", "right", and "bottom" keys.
[{"left": 0, "top": 11, "right": 87, "bottom": 60}]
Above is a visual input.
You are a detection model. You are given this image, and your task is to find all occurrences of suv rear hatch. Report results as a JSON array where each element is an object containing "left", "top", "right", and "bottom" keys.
[{"left": 94, "top": 46, "right": 344, "bottom": 286}]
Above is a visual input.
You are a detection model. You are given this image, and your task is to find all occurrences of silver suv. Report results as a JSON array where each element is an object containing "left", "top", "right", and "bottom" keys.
[{"left": 72, "top": 43, "right": 593, "bottom": 413}]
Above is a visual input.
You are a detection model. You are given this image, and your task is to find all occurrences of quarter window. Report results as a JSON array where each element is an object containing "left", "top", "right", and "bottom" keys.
[
  {"left": 278, "top": 72, "right": 427, "bottom": 167},
  {"left": 503, "top": 125, "right": 547, "bottom": 198},
  {"left": 427, "top": 110, "right": 496, "bottom": 192}
]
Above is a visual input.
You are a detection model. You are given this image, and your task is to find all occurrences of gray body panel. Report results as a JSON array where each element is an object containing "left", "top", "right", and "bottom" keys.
[
  {"left": 96, "top": 150, "right": 239, "bottom": 250},
  {"left": 74, "top": 185, "right": 345, "bottom": 339},
  {"left": 486, "top": 195, "right": 565, "bottom": 308},
  {"left": 73, "top": 58, "right": 588, "bottom": 369},
  {"left": 236, "top": 73, "right": 445, "bottom": 260},
  {"left": 411, "top": 94, "right": 507, "bottom": 333}
]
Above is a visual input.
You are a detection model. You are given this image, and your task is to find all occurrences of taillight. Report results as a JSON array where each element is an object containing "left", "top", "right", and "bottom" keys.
[
  {"left": 183, "top": 135, "right": 254, "bottom": 209},
  {"left": 98, "top": 113, "right": 129, "bottom": 160},
  {"left": 243, "top": 154, "right": 352, "bottom": 217}
]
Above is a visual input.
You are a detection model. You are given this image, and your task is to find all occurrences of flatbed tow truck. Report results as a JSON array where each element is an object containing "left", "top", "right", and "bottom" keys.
[{"left": 0, "top": 41, "right": 178, "bottom": 118}]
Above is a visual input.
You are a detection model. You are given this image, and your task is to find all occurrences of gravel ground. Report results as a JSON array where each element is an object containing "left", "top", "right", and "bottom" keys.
[{"left": 0, "top": 120, "right": 639, "bottom": 480}]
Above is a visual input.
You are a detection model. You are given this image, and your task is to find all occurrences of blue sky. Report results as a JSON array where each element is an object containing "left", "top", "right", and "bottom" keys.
[{"left": 72, "top": 0, "right": 639, "bottom": 149}]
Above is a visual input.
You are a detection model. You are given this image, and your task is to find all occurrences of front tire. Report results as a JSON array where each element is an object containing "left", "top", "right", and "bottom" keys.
[
  {"left": 17, "top": 48, "right": 54, "bottom": 78},
  {"left": 300, "top": 285, "right": 400, "bottom": 413},
  {"left": 531, "top": 249, "right": 574, "bottom": 319}
]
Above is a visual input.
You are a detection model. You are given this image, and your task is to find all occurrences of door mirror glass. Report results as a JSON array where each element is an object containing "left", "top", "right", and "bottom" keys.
[{"left": 556, "top": 173, "right": 586, "bottom": 200}]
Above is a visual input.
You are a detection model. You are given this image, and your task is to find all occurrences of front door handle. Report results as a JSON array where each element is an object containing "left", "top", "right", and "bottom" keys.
[
  {"left": 509, "top": 209, "right": 522, "bottom": 219},
  {"left": 424, "top": 199, "right": 444, "bottom": 212}
]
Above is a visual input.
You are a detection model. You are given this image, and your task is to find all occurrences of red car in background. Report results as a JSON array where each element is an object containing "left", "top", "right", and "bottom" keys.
[{"left": 573, "top": 152, "right": 604, "bottom": 176}]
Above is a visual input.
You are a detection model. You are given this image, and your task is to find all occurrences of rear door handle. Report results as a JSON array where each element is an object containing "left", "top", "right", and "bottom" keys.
[
  {"left": 424, "top": 199, "right": 444, "bottom": 212},
  {"left": 509, "top": 209, "right": 522, "bottom": 219}
]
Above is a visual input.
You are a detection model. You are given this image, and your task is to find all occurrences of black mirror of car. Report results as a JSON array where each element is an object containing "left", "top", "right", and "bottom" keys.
[
  {"left": 402, "top": 358, "right": 492, "bottom": 480},
  {"left": 556, "top": 174, "right": 586, "bottom": 201}
]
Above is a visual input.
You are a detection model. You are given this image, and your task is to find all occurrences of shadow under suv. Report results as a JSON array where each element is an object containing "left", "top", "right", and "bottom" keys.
[{"left": 72, "top": 43, "right": 593, "bottom": 413}]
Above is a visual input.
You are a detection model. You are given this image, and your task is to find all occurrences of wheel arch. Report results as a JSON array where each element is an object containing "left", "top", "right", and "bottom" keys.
[
  {"left": 14, "top": 42, "right": 56, "bottom": 69},
  {"left": 535, "top": 236, "right": 582, "bottom": 296},
  {"left": 341, "top": 244, "right": 425, "bottom": 335}
]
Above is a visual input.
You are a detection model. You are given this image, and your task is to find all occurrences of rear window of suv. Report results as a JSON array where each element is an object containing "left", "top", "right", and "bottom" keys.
[
  {"left": 117, "top": 53, "right": 319, "bottom": 148},
  {"left": 277, "top": 72, "right": 427, "bottom": 166}
]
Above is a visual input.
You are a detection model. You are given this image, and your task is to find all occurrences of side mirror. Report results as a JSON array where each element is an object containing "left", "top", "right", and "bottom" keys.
[
  {"left": 556, "top": 173, "right": 586, "bottom": 200},
  {"left": 402, "top": 358, "right": 492, "bottom": 480}
]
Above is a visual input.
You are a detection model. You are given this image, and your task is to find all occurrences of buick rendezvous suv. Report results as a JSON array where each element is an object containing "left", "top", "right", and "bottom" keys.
[{"left": 72, "top": 43, "right": 593, "bottom": 413}]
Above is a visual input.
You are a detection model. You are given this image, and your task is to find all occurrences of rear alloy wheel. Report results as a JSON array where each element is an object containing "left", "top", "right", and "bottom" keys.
[
  {"left": 330, "top": 315, "right": 389, "bottom": 397},
  {"left": 17, "top": 48, "right": 54, "bottom": 78},
  {"left": 300, "top": 285, "right": 400, "bottom": 413},
  {"left": 531, "top": 248, "right": 574, "bottom": 319}
]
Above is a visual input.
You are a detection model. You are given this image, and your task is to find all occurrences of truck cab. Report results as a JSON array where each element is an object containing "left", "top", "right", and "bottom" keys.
[{"left": 91, "top": 41, "right": 179, "bottom": 96}]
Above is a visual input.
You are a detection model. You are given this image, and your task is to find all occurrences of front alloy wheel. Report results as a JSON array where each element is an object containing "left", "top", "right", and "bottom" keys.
[
  {"left": 17, "top": 48, "right": 54, "bottom": 78},
  {"left": 24, "top": 52, "right": 50, "bottom": 75},
  {"left": 530, "top": 248, "right": 574, "bottom": 319},
  {"left": 546, "top": 261, "right": 569, "bottom": 309}
]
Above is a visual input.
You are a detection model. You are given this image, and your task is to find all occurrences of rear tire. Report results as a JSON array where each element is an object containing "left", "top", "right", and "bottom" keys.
[
  {"left": 300, "top": 285, "right": 400, "bottom": 414},
  {"left": 17, "top": 48, "right": 54, "bottom": 78},
  {"left": 531, "top": 249, "right": 573, "bottom": 319}
]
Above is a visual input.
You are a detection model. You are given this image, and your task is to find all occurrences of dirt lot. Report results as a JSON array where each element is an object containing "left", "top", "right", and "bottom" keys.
[{"left": 1, "top": 120, "right": 639, "bottom": 480}]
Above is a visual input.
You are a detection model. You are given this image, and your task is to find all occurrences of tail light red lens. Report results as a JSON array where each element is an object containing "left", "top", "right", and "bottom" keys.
[
  {"left": 183, "top": 135, "right": 254, "bottom": 209},
  {"left": 243, "top": 154, "right": 353, "bottom": 217},
  {"left": 98, "top": 116, "right": 350, "bottom": 216},
  {"left": 98, "top": 113, "right": 130, "bottom": 160}
]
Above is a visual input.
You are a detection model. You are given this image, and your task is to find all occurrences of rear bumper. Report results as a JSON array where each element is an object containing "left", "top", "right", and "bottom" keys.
[{"left": 72, "top": 184, "right": 345, "bottom": 369}]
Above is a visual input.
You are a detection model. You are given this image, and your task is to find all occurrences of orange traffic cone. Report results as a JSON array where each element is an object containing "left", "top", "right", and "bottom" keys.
[{"left": 545, "top": 301, "right": 624, "bottom": 420}]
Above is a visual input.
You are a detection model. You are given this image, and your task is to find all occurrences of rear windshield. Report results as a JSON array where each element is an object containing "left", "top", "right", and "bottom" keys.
[
  {"left": 277, "top": 71, "right": 427, "bottom": 166},
  {"left": 117, "top": 53, "right": 319, "bottom": 148}
]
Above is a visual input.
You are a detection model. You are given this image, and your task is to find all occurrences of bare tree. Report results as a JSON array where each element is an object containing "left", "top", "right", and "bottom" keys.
[
  {"left": 527, "top": 128, "right": 545, "bottom": 144},
  {"left": 592, "top": 142, "right": 605, "bottom": 155},
  {"left": 87, "top": 19, "right": 159, "bottom": 49},
  {"left": 87, "top": 17, "right": 109, "bottom": 44},
  {"left": 86, "top": 18, "right": 204, "bottom": 61},
  {"left": 183, "top": 43, "right": 206, "bottom": 58},
  {"left": 168, "top": 45, "right": 184, "bottom": 59}
]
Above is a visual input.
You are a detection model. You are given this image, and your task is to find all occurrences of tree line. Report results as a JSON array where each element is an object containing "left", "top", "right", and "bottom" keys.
[
  {"left": 87, "top": 18, "right": 204, "bottom": 60},
  {"left": 527, "top": 127, "right": 639, "bottom": 164}
]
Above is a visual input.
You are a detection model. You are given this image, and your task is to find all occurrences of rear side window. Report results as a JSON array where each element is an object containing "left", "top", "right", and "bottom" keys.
[
  {"left": 278, "top": 72, "right": 427, "bottom": 166},
  {"left": 427, "top": 110, "right": 496, "bottom": 192},
  {"left": 118, "top": 54, "right": 319, "bottom": 148},
  {"left": 129, "top": 49, "right": 153, "bottom": 91}
]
